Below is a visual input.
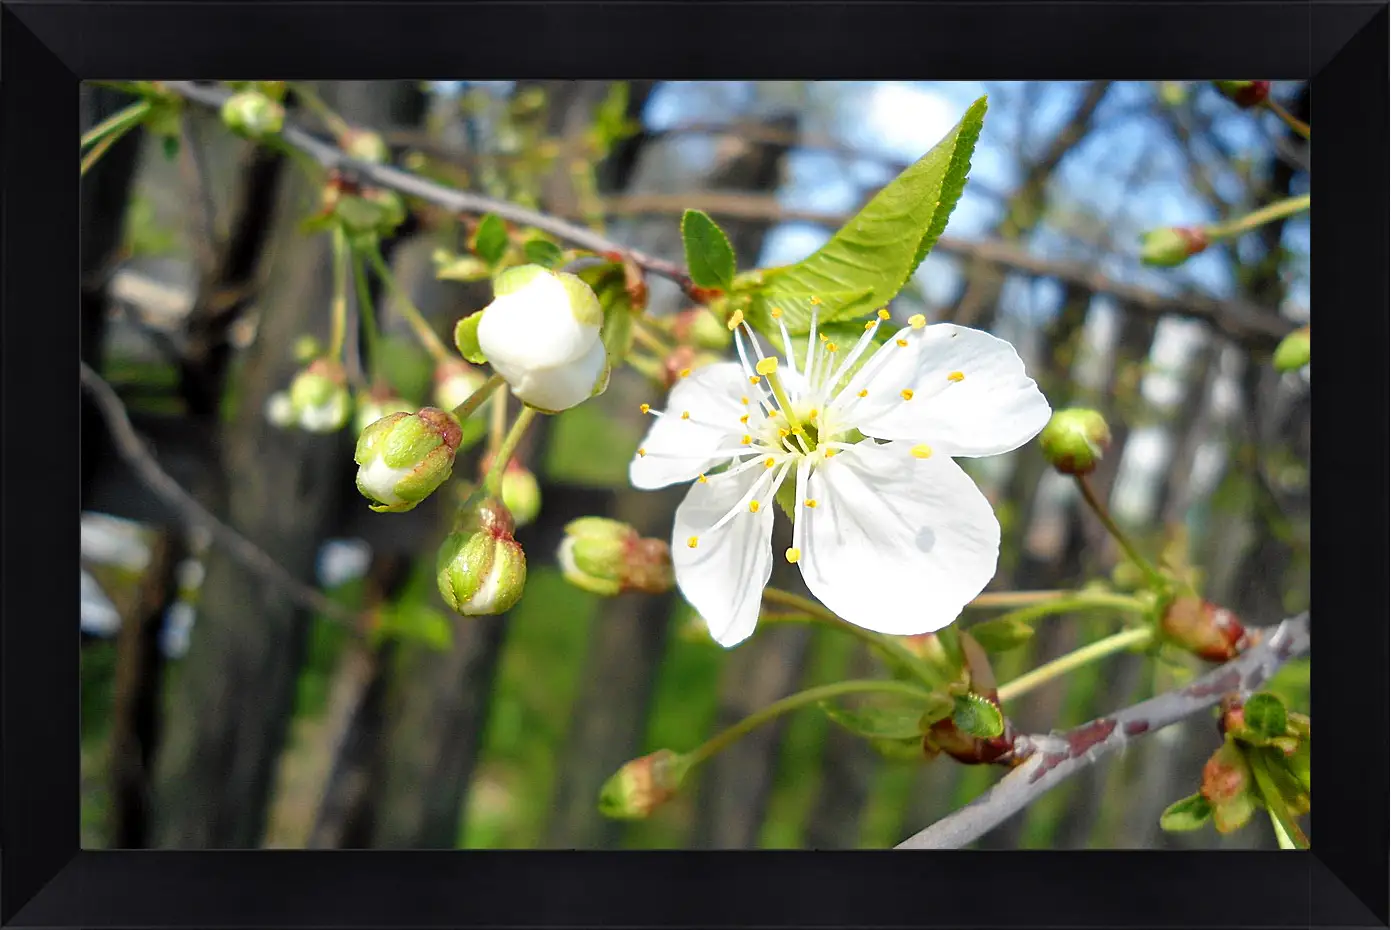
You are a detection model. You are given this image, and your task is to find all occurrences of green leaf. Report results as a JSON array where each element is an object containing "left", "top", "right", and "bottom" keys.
[
  {"left": 453, "top": 311, "right": 487, "bottom": 364},
  {"left": 1159, "top": 793, "right": 1213, "bottom": 832},
  {"left": 918, "top": 692, "right": 956, "bottom": 728},
  {"left": 1242, "top": 692, "right": 1289, "bottom": 743},
  {"left": 738, "top": 96, "right": 988, "bottom": 338},
  {"left": 951, "top": 692, "right": 1004, "bottom": 739},
  {"left": 473, "top": 213, "right": 509, "bottom": 266},
  {"left": 819, "top": 699, "right": 927, "bottom": 741},
  {"left": 434, "top": 252, "right": 493, "bottom": 282},
  {"left": 523, "top": 238, "right": 564, "bottom": 269},
  {"left": 681, "top": 209, "right": 737, "bottom": 290},
  {"left": 966, "top": 615, "right": 1036, "bottom": 654}
]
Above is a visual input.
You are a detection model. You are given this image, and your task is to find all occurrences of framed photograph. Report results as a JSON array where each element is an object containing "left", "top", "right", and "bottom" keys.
[{"left": 3, "top": 1, "right": 1385, "bottom": 926}]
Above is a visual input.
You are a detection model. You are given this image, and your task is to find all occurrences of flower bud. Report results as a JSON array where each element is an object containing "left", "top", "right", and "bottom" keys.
[
  {"left": 354, "top": 407, "right": 463, "bottom": 513},
  {"left": 1039, "top": 408, "right": 1111, "bottom": 476},
  {"left": 221, "top": 90, "right": 285, "bottom": 139},
  {"left": 265, "top": 390, "right": 296, "bottom": 429},
  {"left": 1272, "top": 326, "right": 1309, "bottom": 373},
  {"left": 433, "top": 361, "right": 489, "bottom": 449},
  {"left": 288, "top": 359, "right": 351, "bottom": 433},
  {"left": 1161, "top": 597, "right": 1247, "bottom": 662},
  {"left": 293, "top": 334, "right": 323, "bottom": 363},
  {"left": 597, "top": 749, "right": 690, "bottom": 820},
  {"left": 1140, "top": 226, "right": 1208, "bottom": 268},
  {"left": 1214, "top": 80, "right": 1271, "bottom": 109},
  {"left": 557, "top": 517, "right": 674, "bottom": 597},
  {"left": 1200, "top": 739, "right": 1257, "bottom": 833},
  {"left": 342, "top": 128, "right": 390, "bottom": 164},
  {"left": 475, "top": 264, "right": 610, "bottom": 412},
  {"left": 334, "top": 188, "right": 406, "bottom": 239},
  {"left": 436, "top": 498, "right": 527, "bottom": 616},
  {"left": 498, "top": 463, "right": 542, "bottom": 528},
  {"left": 354, "top": 391, "right": 415, "bottom": 436}
]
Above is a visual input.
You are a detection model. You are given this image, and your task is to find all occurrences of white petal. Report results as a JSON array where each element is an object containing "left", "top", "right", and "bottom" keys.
[
  {"left": 840, "top": 324, "right": 1051, "bottom": 457},
  {"left": 629, "top": 362, "right": 751, "bottom": 490},
  {"left": 508, "top": 335, "right": 607, "bottom": 412},
  {"left": 671, "top": 464, "right": 778, "bottom": 647},
  {"left": 798, "top": 440, "right": 1000, "bottom": 635},
  {"left": 477, "top": 272, "right": 598, "bottom": 372}
]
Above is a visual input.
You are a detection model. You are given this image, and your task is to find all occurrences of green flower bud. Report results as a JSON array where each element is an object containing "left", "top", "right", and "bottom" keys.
[
  {"left": 434, "top": 360, "right": 489, "bottom": 449},
  {"left": 500, "top": 466, "right": 542, "bottom": 529},
  {"left": 557, "top": 517, "right": 674, "bottom": 597},
  {"left": 1272, "top": 326, "right": 1309, "bottom": 373},
  {"left": 288, "top": 359, "right": 351, "bottom": 433},
  {"left": 293, "top": 334, "right": 323, "bottom": 363},
  {"left": 1213, "top": 80, "right": 1271, "bottom": 109},
  {"left": 334, "top": 189, "right": 406, "bottom": 239},
  {"left": 221, "top": 90, "right": 285, "bottom": 139},
  {"left": 598, "top": 749, "right": 691, "bottom": 820},
  {"left": 436, "top": 499, "right": 527, "bottom": 616},
  {"left": 354, "top": 407, "right": 463, "bottom": 513},
  {"left": 1140, "top": 226, "right": 1208, "bottom": 268},
  {"left": 1160, "top": 597, "right": 1247, "bottom": 662},
  {"left": 1201, "top": 739, "right": 1257, "bottom": 834},
  {"left": 354, "top": 391, "right": 415, "bottom": 436},
  {"left": 342, "top": 128, "right": 390, "bottom": 164},
  {"left": 1039, "top": 408, "right": 1111, "bottom": 476}
]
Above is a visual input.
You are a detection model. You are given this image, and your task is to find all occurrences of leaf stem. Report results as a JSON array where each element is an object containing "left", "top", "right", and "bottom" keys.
[
  {"left": 1207, "top": 193, "right": 1310, "bottom": 242},
  {"left": 966, "top": 591, "right": 1149, "bottom": 635},
  {"left": 966, "top": 590, "right": 1070, "bottom": 609},
  {"left": 485, "top": 406, "right": 537, "bottom": 497},
  {"left": 489, "top": 378, "right": 509, "bottom": 453},
  {"left": 1263, "top": 98, "right": 1310, "bottom": 140},
  {"left": 350, "top": 250, "right": 383, "bottom": 383},
  {"left": 81, "top": 100, "right": 152, "bottom": 150},
  {"left": 630, "top": 319, "right": 670, "bottom": 356},
  {"left": 365, "top": 242, "right": 452, "bottom": 365},
  {"left": 327, "top": 227, "right": 351, "bottom": 361},
  {"left": 1075, "top": 475, "right": 1165, "bottom": 587},
  {"left": 996, "top": 626, "right": 1154, "bottom": 704},
  {"left": 452, "top": 373, "right": 506, "bottom": 422},
  {"left": 687, "top": 679, "right": 934, "bottom": 768},
  {"left": 1250, "top": 752, "right": 1310, "bottom": 849}
]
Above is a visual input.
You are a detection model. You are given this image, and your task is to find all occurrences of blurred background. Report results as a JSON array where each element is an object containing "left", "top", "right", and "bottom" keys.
[{"left": 79, "top": 80, "right": 1310, "bottom": 850}]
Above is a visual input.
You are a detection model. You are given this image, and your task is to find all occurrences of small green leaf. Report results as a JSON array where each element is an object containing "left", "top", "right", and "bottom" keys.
[
  {"left": 523, "top": 238, "right": 564, "bottom": 269},
  {"left": 578, "top": 262, "right": 637, "bottom": 365},
  {"left": 473, "top": 213, "right": 509, "bottom": 266},
  {"left": 951, "top": 692, "right": 1004, "bottom": 739},
  {"left": 1211, "top": 793, "right": 1257, "bottom": 834},
  {"left": 819, "top": 700, "right": 926, "bottom": 741},
  {"left": 966, "top": 615, "right": 1036, "bottom": 654},
  {"left": 453, "top": 311, "right": 487, "bottom": 364},
  {"left": 1242, "top": 692, "right": 1289, "bottom": 743},
  {"left": 739, "top": 96, "right": 988, "bottom": 338},
  {"left": 681, "top": 209, "right": 736, "bottom": 290},
  {"left": 435, "top": 253, "right": 493, "bottom": 282},
  {"left": 918, "top": 693, "right": 955, "bottom": 728},
  {"left": 1159, "top": 793, "right": 1213, "bottom": 832}
]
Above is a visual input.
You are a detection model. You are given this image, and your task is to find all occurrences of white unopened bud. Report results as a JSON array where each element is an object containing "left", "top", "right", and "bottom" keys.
[
  {"left": 288, "top": 360, "right": 351, "bottom": 433},
  {"left": 475, "top": 264, "right": 610, "bottom": 412}
]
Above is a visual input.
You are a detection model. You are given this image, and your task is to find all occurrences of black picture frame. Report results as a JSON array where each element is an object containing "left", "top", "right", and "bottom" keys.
[{"left": 4, "top": 1, "right": 1386, "bottom": 926}]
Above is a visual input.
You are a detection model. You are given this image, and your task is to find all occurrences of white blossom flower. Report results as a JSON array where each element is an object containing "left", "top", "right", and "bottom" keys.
[
  {"left": 629, "top": 307, "right": 1051, "bottom": 647},
  {"left": 475, "top": 264, "right": 610, "bottom": 412}
]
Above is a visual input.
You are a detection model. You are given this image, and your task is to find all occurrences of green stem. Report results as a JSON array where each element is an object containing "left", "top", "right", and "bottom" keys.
[
  {"left": 1207, "top": 193, "right": 1310, "bottom": 241},
  {"left": 687, "top": 679, "right": 934, "bottom": 768},
  {"left": 288, "top": 81, "right": 353, "bottom": 139},
  {"left": 966, "top": 590, "right": 1070, "bottom": 609},
  {"left": 1075, "top": 475, "right": 1165, "bottom": 587},
  {"left": 365, "top": 243, "right": 452, "bottom": 364},
  {"left": 452, "top": 372, "right": 506, "bottom": 422},
  {"left": 350, "top": 250, "right": 383, "bottom": 383},
  {"left": 631, "top": 320, "right": 670, "bottom": 356},
  {"left": 81, "top": 100, "right": 151, "bottom": 150},
  {"left": 1268, "top": 809, "right": 1296, "bottom": 849},
  {"left": 489, "top": 378, "right": 510, "bottom": 452},
  {"left": 760, "top": 588, "right": 942, "bottom": 687},
  {"left": 327, "top": 227, "right": 350, "bottom": 360},
  {"left": 1250, "top": 753, "right": 1310, "bottom": 849},
  {"left": 485, "top": 406, "right": 538, "bottom": 496},
  {"left": 996, "top": 626, "right": 1155, "bottom": 704},
  {"left": 968, "top": 591, "right": 1149, "bottom": 634},
  {"left": 1263, "top": 98, "right": 1310, "bottom": 141}
]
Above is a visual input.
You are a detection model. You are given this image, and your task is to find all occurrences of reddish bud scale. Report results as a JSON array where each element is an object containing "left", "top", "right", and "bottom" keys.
[
  {"left": 306, "top": 357, "right": 348, "bottom": 385},
  {"left": 415, "top": 407, "right": 464, "bottom": 452},
  {"left": 1200, "top": 742, "right": 1250, "bottom": 805},
  {"left": 622, "top": 537, "right": 674, "bottom": 594},
  {"left": 1161, "top": 597, "right": 1247, "bottom": 662},
  {"left": 686, "top": 284, "right": 724, "bottom": 304},
  {"left": 1226, "top": 80, "right": 1272, "bottom": 108},
  {"left": 923, "top": 715, "right": 1018, "bottom": 767},
  {"left": 672, "top": 309, "right": 700, "bottom": 344},
  {"left": 1174, "top": 227, "right": 1210, "bottom": 257},
  {"left": 663, "top": 345, "right": 698, "bottom": 387}
]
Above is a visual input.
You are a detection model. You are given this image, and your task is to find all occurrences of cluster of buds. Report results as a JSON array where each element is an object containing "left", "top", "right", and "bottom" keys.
[
  {"left": 1038, "top": 407, "right": 1112, "bottom": 476},
  {"left": 1272, "top": 326, "right": 1310, "bottom": 373},
  {"left": 473, "top": 264, "right": 610, "bottom": 412},
  {"left": 479, "top": 453, "right": 542, "bottom": 528},
  {"left": 899, "top": 631, "right": 1018, "bottom": 766},
  {"left": 1140, "top": 226, "right": 1210, "bottom": 268},
  {"left": 320, "top": 172, "right": 407, "bottom": 241},
  {"left": 1160, "top": 596, "right": 1247, "bottom": 662},
  {"left": 557, "top": 518, "right": 674, "bottom": 597},
  {"left": 266, "top": 359, "right": 352, "bottom": 433},
  {"left": 436, "top": 498, "right": 527, "bottom": 616},
  {"left": 220, "top": 89, "right": 285, "bottom": 140},
  {"left": 1213, "top": 80, "right": 1272, "bottom": 109},
  {"left": 354, "top": 407, "right": 463, "bottom": 513},
  {"left": 597, "top": 749, "right": 691, "bottom": 820}
]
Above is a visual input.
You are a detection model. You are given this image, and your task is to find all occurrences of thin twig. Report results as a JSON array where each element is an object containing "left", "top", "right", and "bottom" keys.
[
  {"left": 80, "top": 361, "right": 366, "bottom": 631},
  {"left": 895, "top": 612, "right": 1310, "bottom": 849}
]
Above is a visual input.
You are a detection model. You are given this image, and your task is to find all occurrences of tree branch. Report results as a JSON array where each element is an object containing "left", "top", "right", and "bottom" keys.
[
  {"left": 895, "top": 612, "right": 1310, "bottom": 849},
  {"left": 80, "top": 361, "right": 366, "bottom": 631}
]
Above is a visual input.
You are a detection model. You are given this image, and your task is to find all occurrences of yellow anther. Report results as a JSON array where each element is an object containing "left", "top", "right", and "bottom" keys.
[
  {"left": 810, "top": 296, "right": 823, "bottom": 305},
  {"left": 740, "top": 395, "right": 749, "bottom": 405},
  {"left": 857, "top": 389, "right": 868, "bottom": 398},
  {"left": 764, "top": 456, "right": 776, "bottom": 468},
  {"left": 901, "top": 389, "right": 915, "bottom": 401},
  {"left": 770, "top": 306, "right": 783, "bottom": 319},
  {"left": 819, "top": 333, "right": 829, "bottom": 342},
  {"left": 779, "top": 428, "right": 791, "bottom": 438},
  {"left": 740, "top": 414, "right": 750, "bottom": 424},
  {"left": 687, "top": 536, "right": 699, "bottom": 548},
  {"left": 681, "top": 411, "right": 691, "bottom": 420},
  {"left": 908, "top": 313, "right": 927, "bottom": 329},
  {"left": 826, "top": 342, "right": 838, "bottom": 353},
  {"left": 808, "top": 408, "right": 819, "bottom": 420},
  {"left": 749, "top": 375, "right": 761, "bottom": 385},
  {"left": 948, "top": 371, "right": 965, "bottom": 382},
  {"left": 785, "top": 547, "right": 801, "bottom": 563},
  {"left": 697, "top": 474, "right": 708, "bottom": 483},
  {"left": 805, "top": 498, "right": 819, "bottom": 508},
  {"left": 727, "top": 309, "right": 746, "bottom": 331},
  {"left": 679, "top": 368, "right": 692, "bottom": 378},
  {"left": 749, "top": 500, "right": 761, "bottom": 513},
  {"left": 910, "top": 444, "right": 933, "bottom": 459},
  {"left": 896, "top": 339, "right": 909, "bottom": 347},
  {"left": 877, "top": 308, "right": 891, "bottom": 320},
  {"left": 825, "top": 448, "right": 839, "bottom": 458},
  {"left": 865, "top": 320, "right": 877, "bottom": 331},
  {"left": 637, "top": 448, "right": 647, "bottom": 457},
  {"left": 639, "top": 403, "right": 651, "bottom": 414},
  {"left": 741, "top": 434, "right": 752, "bottom": 445},
  {"left": 755, "top": 357, "right": 778, "bottom": 376}
]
